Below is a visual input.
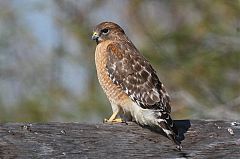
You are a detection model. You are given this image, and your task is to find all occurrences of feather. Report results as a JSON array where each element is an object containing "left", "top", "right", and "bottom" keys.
[
  {"left": 93, "top": 22, "right": 181, "bottom": 150},
  {"left": 106, "top": 42, "right": 171, "bottom": 112}
]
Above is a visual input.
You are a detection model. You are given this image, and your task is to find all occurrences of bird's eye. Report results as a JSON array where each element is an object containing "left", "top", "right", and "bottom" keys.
[{"left": 101, "top": 28, "right": 109, "bottom": 34}]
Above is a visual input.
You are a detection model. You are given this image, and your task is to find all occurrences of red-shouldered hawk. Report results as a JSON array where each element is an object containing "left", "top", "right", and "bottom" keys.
[{"left": 92, "top": 22, "right": 181, "bottom": 150}]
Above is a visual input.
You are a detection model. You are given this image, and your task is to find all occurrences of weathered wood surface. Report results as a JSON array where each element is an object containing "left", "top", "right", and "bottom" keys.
[{"left": 0, "top": 120, "right": 240, "bottom": 159}]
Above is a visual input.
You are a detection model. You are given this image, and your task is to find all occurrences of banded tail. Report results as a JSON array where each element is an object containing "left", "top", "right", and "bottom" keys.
[{"left": 155, "top": 111, "right": 182, "bottom": 150}]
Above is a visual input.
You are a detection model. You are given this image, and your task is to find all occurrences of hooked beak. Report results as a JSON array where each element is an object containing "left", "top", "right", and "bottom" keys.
[{"left": 92, "top": 32, "right": 99, "bottom": 41}]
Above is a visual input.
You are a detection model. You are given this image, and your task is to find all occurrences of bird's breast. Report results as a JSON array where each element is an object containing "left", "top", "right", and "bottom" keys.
[{"left": 95, "top": 41, "right": 130, "bottom": 107}]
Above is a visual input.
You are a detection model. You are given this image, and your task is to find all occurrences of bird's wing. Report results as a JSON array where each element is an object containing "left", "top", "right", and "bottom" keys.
[{"left": 106, "top": 41, "right": 171, "bottom": 113}]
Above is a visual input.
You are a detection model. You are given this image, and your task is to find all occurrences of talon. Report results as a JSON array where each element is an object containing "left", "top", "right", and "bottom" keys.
[
  {"left": 112, "top": 118, "right": 124, "bottom": 123},
  {"left": 103, "top": 118, "right": 108, "bottom": 123},
  {"left": 104, "top": 118, "right": 124, "bottom": 123}
]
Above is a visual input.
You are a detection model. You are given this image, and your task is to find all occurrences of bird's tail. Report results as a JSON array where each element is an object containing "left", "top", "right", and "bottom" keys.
[{"left": 155, "top": 111, "right": 182, "bottom": 150}]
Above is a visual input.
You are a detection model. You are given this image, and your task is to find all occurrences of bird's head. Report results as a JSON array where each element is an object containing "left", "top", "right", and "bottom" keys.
[{"left": 92, "top": 22, "right": 125, "bottom": 44}]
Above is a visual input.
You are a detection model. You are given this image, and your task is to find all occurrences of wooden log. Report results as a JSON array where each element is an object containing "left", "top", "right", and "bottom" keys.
[{"left": 0, "top": 120, "right": 240, "bottom": 158}]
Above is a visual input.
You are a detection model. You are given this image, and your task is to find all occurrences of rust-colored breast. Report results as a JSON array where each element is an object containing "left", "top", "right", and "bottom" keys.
[{"left": 95, "top": 41, "right": 130, "bottom": 106}]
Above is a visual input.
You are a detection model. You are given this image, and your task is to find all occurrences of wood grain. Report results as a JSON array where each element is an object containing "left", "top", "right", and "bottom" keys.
[{"left": 0, "top": 120, "right": 240, "bottom": 158}]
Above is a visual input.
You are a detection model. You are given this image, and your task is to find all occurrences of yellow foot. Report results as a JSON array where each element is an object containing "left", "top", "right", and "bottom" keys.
[{"left": 104, "top": 118, "right": 125, "bottom": 123}]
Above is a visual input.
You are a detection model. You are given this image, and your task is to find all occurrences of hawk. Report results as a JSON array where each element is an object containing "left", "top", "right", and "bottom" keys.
[{"left": 92, "top": 22, "right": 181, "bottom": 150}]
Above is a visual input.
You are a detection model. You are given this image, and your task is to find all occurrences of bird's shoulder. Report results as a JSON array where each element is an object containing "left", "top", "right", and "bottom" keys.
[{"left": 105, "top": 40, "right": 171, "bottom": 112}]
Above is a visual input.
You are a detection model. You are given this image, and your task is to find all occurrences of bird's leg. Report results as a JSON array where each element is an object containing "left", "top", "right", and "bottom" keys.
[{"left": 104, "top": 110, "right": 124, "bottom": 123}]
